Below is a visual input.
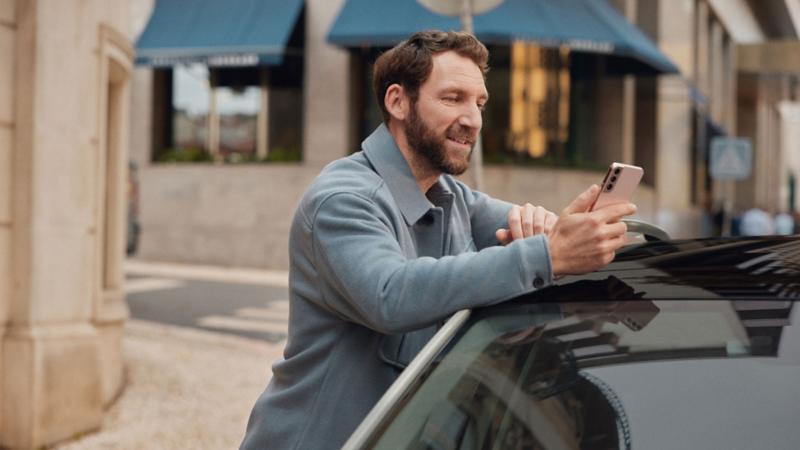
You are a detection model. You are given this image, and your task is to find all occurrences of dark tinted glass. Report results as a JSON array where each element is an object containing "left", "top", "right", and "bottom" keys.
[{"left": 368, "top": 300, "right": 800, "bottom": 450}]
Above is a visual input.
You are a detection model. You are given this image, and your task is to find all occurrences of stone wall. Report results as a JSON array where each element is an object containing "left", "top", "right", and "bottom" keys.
[{"left": 136, "top": 162, "right": 657, "bottom": 271}]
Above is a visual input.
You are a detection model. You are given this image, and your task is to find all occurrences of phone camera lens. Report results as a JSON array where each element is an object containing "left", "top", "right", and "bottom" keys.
[
  {"left": 614, "top": 168, "right": 621, "bottom": 175},
  {"left": 606, "top": 184, "right": 613, "bottom": 190},
  {"left": 611, "top": 176, "right": 617, "bottom": 182}
]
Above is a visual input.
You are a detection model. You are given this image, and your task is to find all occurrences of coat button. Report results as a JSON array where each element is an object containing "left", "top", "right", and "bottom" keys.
[
  {"left": 419, "top": 214, "right": 434, "bottom": 226},
  {"left": 533, "top": 277, "right": 544, "bottom": 288}
]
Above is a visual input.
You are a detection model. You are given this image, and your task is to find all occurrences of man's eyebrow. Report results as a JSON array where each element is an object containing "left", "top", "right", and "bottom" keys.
[{"left": 438, "top": 86, "right": 489, "bottom": 101}]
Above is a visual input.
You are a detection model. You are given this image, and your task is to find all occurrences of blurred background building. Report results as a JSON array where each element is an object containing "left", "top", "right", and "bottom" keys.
[{"left": 128, "top": 0, "right": 800, "bottom": 270}]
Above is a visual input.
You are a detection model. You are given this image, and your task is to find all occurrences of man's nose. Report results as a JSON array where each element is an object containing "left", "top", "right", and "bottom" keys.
[{"left": 458, "top": 103, "right": 482, "bottom": 130}]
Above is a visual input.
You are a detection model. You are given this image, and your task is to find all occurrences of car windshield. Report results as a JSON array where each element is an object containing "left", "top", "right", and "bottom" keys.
[{"left": 366, "top": 300, "right": 800, "bottom": 450}]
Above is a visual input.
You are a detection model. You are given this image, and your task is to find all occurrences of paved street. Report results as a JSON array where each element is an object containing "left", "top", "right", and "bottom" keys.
[
  {"left": 124, "top": 260, "right": 291, "bottom": 343},
  {"left": 49, "top": 260, "right": 293, "bottom": 449}
]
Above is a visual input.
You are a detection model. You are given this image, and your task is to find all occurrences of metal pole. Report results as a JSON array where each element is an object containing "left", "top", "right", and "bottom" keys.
[
  {"left": 721, "top": 180, "right": 733, "bottom": 236},
  {"left": 460, "top": 0, "right": 485, "bottom": 191},
  {"left": 460, "top": 0, "right": 474, "bottom": 33}
]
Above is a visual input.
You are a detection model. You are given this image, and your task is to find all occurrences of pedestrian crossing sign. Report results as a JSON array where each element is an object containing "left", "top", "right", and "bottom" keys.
[{"left": 709, "top": 137, "right": 752, "bottom": 180}]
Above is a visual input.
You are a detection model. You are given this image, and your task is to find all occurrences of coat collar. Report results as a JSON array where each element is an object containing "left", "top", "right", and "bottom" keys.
[{"left": 362, "top": 124, "right": 443, "bottom": 227}]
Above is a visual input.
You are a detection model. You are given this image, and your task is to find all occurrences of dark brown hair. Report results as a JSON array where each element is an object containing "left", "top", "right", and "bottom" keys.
[{"left": 372, "top": 30, "right": 489, "bottom": 124}]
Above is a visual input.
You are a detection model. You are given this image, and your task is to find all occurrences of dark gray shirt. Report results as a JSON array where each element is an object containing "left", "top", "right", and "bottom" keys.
[{"left": 241, "top": 125, "right": 554, "bottom": 449}]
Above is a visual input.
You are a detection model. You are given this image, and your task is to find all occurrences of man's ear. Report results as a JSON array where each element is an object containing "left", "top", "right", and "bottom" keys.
[{"left": 384, "top": 84, "right": 409, "bottom": 122}]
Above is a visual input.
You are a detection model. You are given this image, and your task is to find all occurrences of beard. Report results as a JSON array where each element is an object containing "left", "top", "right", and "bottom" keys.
[{"left": 404, "top": 102, "right": 476, "bottom": 176}]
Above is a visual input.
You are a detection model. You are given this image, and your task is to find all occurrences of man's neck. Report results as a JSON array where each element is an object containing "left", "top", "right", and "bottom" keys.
[{"left": 387, "top": 121, "right": 441, "bottom": 194}]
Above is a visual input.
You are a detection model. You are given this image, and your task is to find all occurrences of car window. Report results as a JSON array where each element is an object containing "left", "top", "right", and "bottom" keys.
[{"left": 366, "top": 300, "right": 800, "bottom": 450}]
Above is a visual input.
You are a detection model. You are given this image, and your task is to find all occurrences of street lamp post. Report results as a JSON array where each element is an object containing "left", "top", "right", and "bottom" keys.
[{"left": 416, "top": 0, "right": 506, "bottom": 192}]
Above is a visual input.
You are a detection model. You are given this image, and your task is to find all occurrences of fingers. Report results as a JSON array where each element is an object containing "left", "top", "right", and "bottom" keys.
[
  {"left": 525, "top": 204, "right": 546, "bottom": 236},
  {"left": 606, "top": 234, "right": 627, "bottom": 253},
  {"left": 507, "top": 205, "right": 523, "bottom": 241},
  {"left": 543, "top": 211, "right": 557, "bottom": 234},
  {"left": 561, "top": 185, "right": 600, "bottom": 216},
  {"left": 525, "top": 204, "right": 550, "bottom": 236},
  {"left": 593, "top": 202, "right": 638, "bottom": 224},
  {"left": 603, "top": 220, "right": 628, "bottom": 239},
  {"left": 506, "top": 204, "right": 555, "bottom": 242}
]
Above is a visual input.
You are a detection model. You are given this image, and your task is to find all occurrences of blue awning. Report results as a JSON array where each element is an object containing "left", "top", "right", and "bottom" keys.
[
  {"left": 136, "top": 0, "right": 304, "bottom": 67},
  {"left": 328, "top": 0, "right": 679, "bottom": 75}
]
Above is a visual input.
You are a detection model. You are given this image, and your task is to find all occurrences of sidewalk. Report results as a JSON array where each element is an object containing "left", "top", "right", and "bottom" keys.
[{"left": 52, "top": 260, "right": 288, "bottom": 450}]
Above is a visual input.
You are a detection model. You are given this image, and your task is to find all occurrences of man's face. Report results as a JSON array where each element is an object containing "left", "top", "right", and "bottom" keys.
[{"left": 404, "top": 51, "right": 488, "bottom": 176}]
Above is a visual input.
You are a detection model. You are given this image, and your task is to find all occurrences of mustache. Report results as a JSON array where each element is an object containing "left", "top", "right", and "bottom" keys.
[{"left": 446, "top": 125, "right": 477, "bottom": 145}]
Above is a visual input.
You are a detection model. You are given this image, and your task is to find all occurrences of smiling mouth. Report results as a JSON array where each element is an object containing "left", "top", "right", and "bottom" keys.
[{"left": 447, "top": 137, "right": 471, "bottom": 146}]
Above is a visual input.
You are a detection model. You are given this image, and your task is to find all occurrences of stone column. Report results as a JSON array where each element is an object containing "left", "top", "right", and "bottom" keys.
[
  {"left": 1, "top": 1, "right": 131, "bottom": 448},
  {"left": 650, "top": 0, "right": 702, "bottom": 238},
  {"left": 303, "top": 0, "right": 352, "bottom": 166},
  {"left": 0, "top": 0, "right": 15, "bottom": 442}
]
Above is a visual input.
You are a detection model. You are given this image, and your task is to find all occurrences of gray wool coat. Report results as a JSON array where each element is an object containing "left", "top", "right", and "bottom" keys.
[{"left": 240, "top": 124, "right": 554, "bottom": 449}]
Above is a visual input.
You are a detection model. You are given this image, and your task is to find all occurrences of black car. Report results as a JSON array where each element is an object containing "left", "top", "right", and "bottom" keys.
[{"left": 344, "top": 235, "right": 800, "bottom": 450}]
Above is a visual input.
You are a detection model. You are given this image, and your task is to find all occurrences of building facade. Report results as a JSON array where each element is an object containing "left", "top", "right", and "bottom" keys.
[
  {"left": 129, "top": 0, "right": 800, "bottom": 270},
  {"left": 0, "top": 0, "right": 132, "bottom": 448}
]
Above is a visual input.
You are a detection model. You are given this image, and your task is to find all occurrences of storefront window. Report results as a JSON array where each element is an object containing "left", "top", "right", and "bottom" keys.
[
  {"left": 215, "top": 67, "right": 262, "bottom": 159},
  {"left": 171, "top": 64, "right": 210, "bottom": 156},
  {"left": 217, "top": 86, "right": 259, "bottom": 157},
  {"left": 153, "top": 64, "right": 302, "bottom": 164}
]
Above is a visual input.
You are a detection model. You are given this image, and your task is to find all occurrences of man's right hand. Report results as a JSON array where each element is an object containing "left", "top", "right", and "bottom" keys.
[{"left": 547, "top": 185, "right": 636, "bottom": 276}]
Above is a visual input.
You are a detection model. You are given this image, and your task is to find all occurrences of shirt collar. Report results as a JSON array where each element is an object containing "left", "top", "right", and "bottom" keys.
[{"left": 363, "top": 124, "right": 436, "bottom": 226}]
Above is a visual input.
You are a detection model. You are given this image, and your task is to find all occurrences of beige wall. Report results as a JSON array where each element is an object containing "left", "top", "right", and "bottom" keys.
[
  {"left": 127, "top": 0, "right": 154, "bottom": 168},
  {"left": 1, "top": 0, "right": 132, "bottom": 448},
  {"left": 0, "top": 0, "right": 15, "bottom": 442},
  {"left": 303, "top": 0, "right": 352, "bottom": 164},
  {"left": 744, "top": 75, "right": 793, "bottom": 212},
  {"left": 651, "top": 0, "right": 701, "bottom": 238},
  {"left": 138, "top": 164, "right": 318, "bottom": 269},
  {"left": 779, "top": 101, "right": 800, "bottom": 213}
]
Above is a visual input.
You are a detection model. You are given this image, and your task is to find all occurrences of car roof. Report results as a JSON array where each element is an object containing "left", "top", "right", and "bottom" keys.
[
  {"left": 521, "top": 236, "right": 800, "bottom": 302},
  {"left": 344, "top": 236, "right": 800, "bottom": 450}
]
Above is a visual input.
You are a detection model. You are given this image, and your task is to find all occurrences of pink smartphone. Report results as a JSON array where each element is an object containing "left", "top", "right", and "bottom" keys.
[{"left": 588, "top": 163, "right": 643, "bottom": 212}]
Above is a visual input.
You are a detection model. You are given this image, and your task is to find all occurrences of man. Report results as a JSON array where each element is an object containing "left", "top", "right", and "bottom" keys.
[{"left": 241, "top": 30, "right": 635, "bottom": 449}]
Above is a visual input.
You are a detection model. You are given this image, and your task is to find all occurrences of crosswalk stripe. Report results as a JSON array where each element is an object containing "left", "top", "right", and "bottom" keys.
[
  {"left": 265, "top": 300, "right": 290, "bottom": 312},
  {"left": 197, "top": 315, "right": 289, "bottom": 334},
  {"left": 125, "top": 260, "right": 289, "bottom": 287},
  {"left": 124, "top": 278, "right": 186, "bottom": 294},
  {"left": 235, "top": 308, "right": 290, "bottom": 321}
]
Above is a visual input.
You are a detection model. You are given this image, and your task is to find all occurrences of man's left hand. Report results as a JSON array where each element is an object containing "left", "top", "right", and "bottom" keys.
[{"left": 495, "top": 204, "right": 557, "bottom": 244}]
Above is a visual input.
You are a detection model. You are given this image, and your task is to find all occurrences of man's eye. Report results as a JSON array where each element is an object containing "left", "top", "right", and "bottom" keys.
[
  {"left": 477, "top": 103, "right": 486, "bottom": 111},
  {"left": 444, "top": 97, "right": 457, "bottom": 103}
]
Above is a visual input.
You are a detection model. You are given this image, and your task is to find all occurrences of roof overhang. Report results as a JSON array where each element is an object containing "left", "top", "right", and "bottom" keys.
[
  {"left": 738, "top": 41, "right": 800, "bottom": 74},
  {"left": 327, "top": 0, "right": 679, "bottom": 75},
  {"left": 135, "top": 0, "right": 304, "bottom": 68}
]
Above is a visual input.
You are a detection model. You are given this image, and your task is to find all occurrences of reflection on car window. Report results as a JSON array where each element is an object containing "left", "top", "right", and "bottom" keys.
[{"left": 368, "top": 300, "right": 797, "bottom": 450}]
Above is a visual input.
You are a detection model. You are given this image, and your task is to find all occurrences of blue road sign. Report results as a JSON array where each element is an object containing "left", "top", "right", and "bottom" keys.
[{"left": 709, "top": 137, "right": 752, "bottom": 180}]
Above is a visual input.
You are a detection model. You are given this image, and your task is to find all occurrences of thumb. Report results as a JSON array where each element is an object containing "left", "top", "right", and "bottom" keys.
[
  {"left": 561, "top": 185, "right": 599, "bottom": 216},
  {"left": 495, "top": 229, "right": 512, "bottom": 245}
]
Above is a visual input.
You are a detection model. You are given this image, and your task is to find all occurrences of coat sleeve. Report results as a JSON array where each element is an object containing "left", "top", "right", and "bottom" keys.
[{"left": 311, "top": 192, "right": 554, "bottom": 335}]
